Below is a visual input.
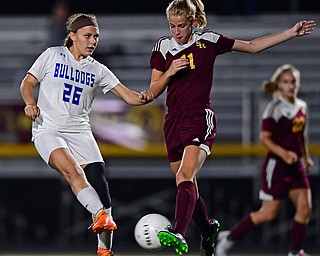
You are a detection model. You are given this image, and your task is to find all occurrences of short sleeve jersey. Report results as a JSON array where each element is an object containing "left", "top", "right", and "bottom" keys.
[
  {"left": 261, "top": 96, "right": 307, "bottom": 158},
  {"left": 150, "top": 30, "right": 235, "bottom": 111},
  {"left": 28, "top": 46, "right": 120, "bottom": 134}
]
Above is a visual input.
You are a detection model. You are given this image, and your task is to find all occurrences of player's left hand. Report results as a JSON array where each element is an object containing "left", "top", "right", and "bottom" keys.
[
  {"left": 294, "top": 20, "right": 316, "bottom": 37},
  {"left": 139, "top": 90, "right": 154, "bottom": 103},
  {"left": 304, "top": 156, "right": 314, "bottom": 172}
]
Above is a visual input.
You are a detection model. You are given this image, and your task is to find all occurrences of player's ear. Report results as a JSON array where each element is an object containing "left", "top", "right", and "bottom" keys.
[
  {"left": 191, "top": 18, "right": 197, "bottom": 27},
  {"left": 69, "top": 31, "right": 76, "bottom": 42}
]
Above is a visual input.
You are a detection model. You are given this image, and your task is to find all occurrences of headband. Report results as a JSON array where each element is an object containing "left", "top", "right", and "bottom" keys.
[{"left": 70, "top": 17, "right": 99, "bottom": 32}]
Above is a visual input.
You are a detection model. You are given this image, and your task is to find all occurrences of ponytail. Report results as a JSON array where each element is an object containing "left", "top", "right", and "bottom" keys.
[
  {"left": 190, "top": 0, "right": 207, "bottom": 29},
  {"left": 261, "top": 80, "right": 278, "bottom": 95}
]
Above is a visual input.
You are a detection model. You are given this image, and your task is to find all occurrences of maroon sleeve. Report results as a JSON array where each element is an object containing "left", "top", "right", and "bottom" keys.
[
  {"left": 215, "top": 34, "right": 235, "bottom": 55},
  {"left": 261, "top": 117, "right": 276, "bottom": 133},
  {"left": 150, "top": 51, "right": 166, "bottom": 72}
]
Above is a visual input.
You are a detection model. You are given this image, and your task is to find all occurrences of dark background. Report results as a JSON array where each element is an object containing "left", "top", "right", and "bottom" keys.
[
  {"left": 1, "top": 0, "right": 320, "bottom": 15},
  {"left": 1, "top": 176, "right": 320, "bottom": 254}
]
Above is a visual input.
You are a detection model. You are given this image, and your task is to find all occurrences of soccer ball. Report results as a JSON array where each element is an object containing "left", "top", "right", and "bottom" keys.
[{"left": 134, "top": 213, "right": 171, "bottom": 251}]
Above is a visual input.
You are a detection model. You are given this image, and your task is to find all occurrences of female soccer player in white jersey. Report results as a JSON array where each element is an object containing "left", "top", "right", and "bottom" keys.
[
  {"left": 216, "top": 64, "right": 313, "bottom": 256},
  {"left": 20, "top": 13, "right": 153, "bottom": 256},
  {"left": 148, "top": 0, "right": 316, "bottom": 255}
]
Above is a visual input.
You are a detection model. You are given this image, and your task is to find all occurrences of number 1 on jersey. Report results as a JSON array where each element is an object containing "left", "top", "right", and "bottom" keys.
[{"left": 181, "top": 53, "right": 195, "bottom": 70}]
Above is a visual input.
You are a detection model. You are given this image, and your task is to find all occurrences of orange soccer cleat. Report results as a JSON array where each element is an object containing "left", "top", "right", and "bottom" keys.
[
  {"left": 89, "top": 209, "right": 117, "bottom": 234},
  {"left": 97, "top": 247, "right": 115, "bottom": 256}
]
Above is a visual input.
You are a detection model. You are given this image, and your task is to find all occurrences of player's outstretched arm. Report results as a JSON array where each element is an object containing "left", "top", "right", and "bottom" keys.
[
  {"left": 232, "top": 20, "right": 316, "bottom": 54},
  {"left": 111, "top": 83, "right": 154, "bottom": 106}
]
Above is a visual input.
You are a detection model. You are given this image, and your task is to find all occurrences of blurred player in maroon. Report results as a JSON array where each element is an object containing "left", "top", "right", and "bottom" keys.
[
  {"left": 216, "top": 64, "right": 314, "bottom": 256},
  {"left": 149, "top": 0, "right": 316, "bottom": 255}
]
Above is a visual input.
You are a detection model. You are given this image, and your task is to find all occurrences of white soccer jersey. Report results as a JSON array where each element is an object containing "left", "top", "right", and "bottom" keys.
[{"left": 28, "top": 46, "right": 120, "bottom": 137}]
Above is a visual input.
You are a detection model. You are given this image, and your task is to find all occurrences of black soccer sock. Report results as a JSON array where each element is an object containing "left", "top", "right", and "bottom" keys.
[{"left": 84, "top": 162, "right": 112, "bottom": 208}]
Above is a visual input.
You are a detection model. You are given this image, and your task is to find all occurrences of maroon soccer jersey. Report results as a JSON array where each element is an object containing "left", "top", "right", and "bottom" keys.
[
  {"left": 261, "top": 96, "right": 307, "bottom": 158},
  {"left": 259, "top": 96, "right": 310, "bottom": 200},
  {"left": 150, "top": 30, "right": 235, "bottom": 111}
]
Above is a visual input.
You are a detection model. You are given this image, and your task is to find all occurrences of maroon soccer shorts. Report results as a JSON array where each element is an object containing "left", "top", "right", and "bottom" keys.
[
  {"left": 259, "top": 155, "right": 310, "bottom": 200},
  {"left": 164, "top": 108, "right": 217, "bottom": 162}
]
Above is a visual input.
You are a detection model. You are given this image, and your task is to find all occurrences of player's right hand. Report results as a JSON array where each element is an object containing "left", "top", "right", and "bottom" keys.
[
  {"left": 24, "top": 104, "right": 40, "bottom": 121},
  {"left": 167, "top": 58, "right": 190, "bottom": 77},
  {"left": 283, "top": 150, "right": 298, "bottom": 165}
]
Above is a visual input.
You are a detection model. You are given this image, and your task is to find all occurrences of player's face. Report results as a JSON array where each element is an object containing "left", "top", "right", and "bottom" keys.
[
  {"left": 168, "top": 15, "right": 194, "bottom": 45},
  {"left": 278, "top": 71, "right": 300, "bottom": 102},
  {"left": 70, "top": 26, "right": 99, "bottom": 60}
]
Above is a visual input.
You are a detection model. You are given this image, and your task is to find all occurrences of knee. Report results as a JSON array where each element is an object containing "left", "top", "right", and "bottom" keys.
[
  {"left": 296, "top": 202, "right": 312, "bottom": 221},
  {"left": 176, "top": 172, "right": 190, "bottom": 185},
  {"left": 252, "top": 209, "right": 278, "bottom": 224},
  {"left": 175, "top": 168, "right": 193, "bottom": 184}
]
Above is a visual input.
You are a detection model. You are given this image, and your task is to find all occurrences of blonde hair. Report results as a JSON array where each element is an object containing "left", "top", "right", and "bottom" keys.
[
  {"left": 63, "top": 13, "right": 97, "bottom": 48},
  {"left": 262, "top": 64, "right": 300, "bottom": 95},
  {"left": 166, "top": 0, "right": 207, "bottom": 29}
]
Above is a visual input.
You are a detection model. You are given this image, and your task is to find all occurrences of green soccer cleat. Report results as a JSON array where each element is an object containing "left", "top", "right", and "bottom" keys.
[{"left": 157, "top": 225, "right": 189, "bottom": 255}]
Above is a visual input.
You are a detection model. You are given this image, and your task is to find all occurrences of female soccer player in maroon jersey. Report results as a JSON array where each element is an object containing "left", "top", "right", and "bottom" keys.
[
  {"left": 149, "top": 0, "right": 316, "bottom": 255},
  {"left": 216, "top": 64, "right": 313, "bottom": 256}
]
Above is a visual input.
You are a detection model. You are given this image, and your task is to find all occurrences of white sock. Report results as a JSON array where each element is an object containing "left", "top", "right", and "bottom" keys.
[
  {"left": 94, "top": 207, "right": 113, "bottom": 249},
  {"left": 76, "top": 186, "right": 103, "bottom": 215}
]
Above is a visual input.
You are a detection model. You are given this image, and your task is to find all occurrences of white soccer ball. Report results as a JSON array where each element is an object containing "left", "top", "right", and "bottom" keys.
[{"left": 134, "top": 213, "right": 171, "bottom": 251}]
